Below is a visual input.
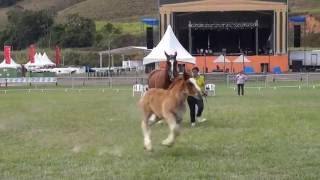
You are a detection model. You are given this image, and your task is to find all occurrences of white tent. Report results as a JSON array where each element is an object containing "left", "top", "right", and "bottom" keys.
[
  {"left": 42, "top": 52, "right": 55, "bottom": 66},
  {"left": 143, "top": 25, "right": 195, "bottom": 65},
  {"left": 25, "top": 53, "right": 42, "bottom": 68},
  {"left": 0, "top": 59, "right": 21, "bottom": 68},
  {"left": 213, "top": 55, "right": 231, "bottom": 63},
  {"left": 233, "top": 55, "right": 251, "bottom": 63},
  {"left": 25, "top": 52, "right": 55, "bottom": 69}
]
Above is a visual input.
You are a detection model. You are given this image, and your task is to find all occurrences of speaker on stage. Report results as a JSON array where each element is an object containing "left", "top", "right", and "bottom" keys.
[
  {"left": 294, "top": 25, "right": 301, "bottom": 48},
  {"left": 146, "top": 26, "right": 154, "bottom": 49}
]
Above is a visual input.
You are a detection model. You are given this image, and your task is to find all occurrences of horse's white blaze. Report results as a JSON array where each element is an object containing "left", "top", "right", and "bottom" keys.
[
  {"left": 170, "top": 60, "right": 174, "bottom": 79},
  {"left": 188, "top": 78, "right": 201, "bottom": 92}
]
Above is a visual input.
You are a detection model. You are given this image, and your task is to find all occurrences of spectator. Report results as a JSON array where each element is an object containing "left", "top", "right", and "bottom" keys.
[{"left": 235, "top": 71, "right": 248, "bottom": 96}]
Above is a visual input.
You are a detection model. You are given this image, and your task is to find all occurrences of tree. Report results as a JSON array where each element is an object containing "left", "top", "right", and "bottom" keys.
[
  {"left": 94, "top": 23, "right": 122, "bottom": 67},
  {"left": 95, "top": 22, "right": 122, "bottom": 50},
  {"left": 62, "top": 14, "right": 95, "bottom": 48},
  {"left": 0, "top": 9, "right": 54, "bottom": 49}
]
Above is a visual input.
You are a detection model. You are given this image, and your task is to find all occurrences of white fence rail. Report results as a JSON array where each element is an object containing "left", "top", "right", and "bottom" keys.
[
  {"left": 226, "top": 73, "right": 320, "bottom": 88},
  {"left": 0, "top": 77, "right": 57, "bottom": 86},
  {"left": 1, "top": 73, "right": 320, "bottom": 89}
]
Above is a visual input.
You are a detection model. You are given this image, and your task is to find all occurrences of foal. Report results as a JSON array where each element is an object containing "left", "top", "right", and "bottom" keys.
[{"left": 139, "top": 73, "right": 201, "bottom": 151}]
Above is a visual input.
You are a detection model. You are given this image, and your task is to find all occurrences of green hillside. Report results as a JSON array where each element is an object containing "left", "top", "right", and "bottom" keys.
[
  {"left": 57, "top": 0, "right": 158, "bottom": 22},
  {"left": 289, "top": 0, "right": 320, "bottom": 16},
  {"left": 0, "top": 0, "right": 85, "bottom": 29},
  {"left": 0, "top": 0, "right": 158, "bottom": 30}
]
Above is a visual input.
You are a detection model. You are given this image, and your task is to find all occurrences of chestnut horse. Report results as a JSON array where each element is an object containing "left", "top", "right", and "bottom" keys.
[
  {"left": 148, "top": 52, "right": 178, "bottom": 89},
  {"left": 139, "top": 73, "right": 201, "bottom": 151}
]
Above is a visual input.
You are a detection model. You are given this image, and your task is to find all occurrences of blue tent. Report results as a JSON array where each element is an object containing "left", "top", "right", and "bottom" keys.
[
  {"left": 272, "top": 66, "right": 282, "bottom": 74},
  {"left": 141, "top": 18, "right": 159, "bottom": 26},
  {"left": 244, "top": 66, "right": 255, "bottom": 74},
  {"left": 289, "top": 16, "right": 306, "bottom": 23}
]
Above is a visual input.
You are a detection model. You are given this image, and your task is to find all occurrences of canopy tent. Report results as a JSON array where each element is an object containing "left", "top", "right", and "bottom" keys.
[
  {"left": 98, "top": 46, "right": 150, "bottom": 68},
  {"left": 232, "top": 54, "right": 251, "bottom": 72},
  {"left": 233, "top": 54, "right": 251, "bottom": 63},
  {"left": 143, "top": 25, "right": 195, "bottom": 65},
  {"left": 42, "top": 52, "right": 55, "bottom": 66},
  {"left": 213, "top": 55, "right": 230, "bottom": 63},
  {"left": 0, "top": 59, "right": 21, "bottom": 68},
  {"left": 25, "top": 52, "right": 56, "bottom": 69}
]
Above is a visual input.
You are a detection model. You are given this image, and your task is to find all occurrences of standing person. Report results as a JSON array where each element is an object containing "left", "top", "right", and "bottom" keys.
[
  {"left": 187, "top": 67, "right": 207, "bottom": 127},
  {"left": 235, "top": 71, "right": 248, "bottom": 96}
]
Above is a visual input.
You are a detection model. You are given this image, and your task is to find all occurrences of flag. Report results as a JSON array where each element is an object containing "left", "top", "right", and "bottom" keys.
[
  {"left": 55, "top": 46, "right": 60, "bottom": 66},
  {"left": 29, "top": 44, "right": 36, "bottom": 64},
  {"left": 4, "top": 45, "right": 11, "bottom": 64}
]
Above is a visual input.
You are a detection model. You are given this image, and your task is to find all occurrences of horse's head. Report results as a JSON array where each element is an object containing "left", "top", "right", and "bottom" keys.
[
  {"left": 184, "top": 73, "right": 201, "bottom": 98},
  {"left": 165, "top": 51, "right": 177, "bottom": 81},
  {"left": 169, "top": 72, "right": 201, "bottom": 98}
]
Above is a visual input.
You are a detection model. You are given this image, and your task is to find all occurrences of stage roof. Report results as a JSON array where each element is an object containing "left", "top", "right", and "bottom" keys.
[{"left": 160, "top": 0, "right": 287, "bottom": 13}]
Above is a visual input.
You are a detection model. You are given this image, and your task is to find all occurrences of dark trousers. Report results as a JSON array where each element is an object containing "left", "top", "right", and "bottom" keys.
[
  {"left": 187, "top": 96, "right": 204, "bottom": 123},
  {"left": 237, "top": 84, "right": 244, "bottom": 95}
]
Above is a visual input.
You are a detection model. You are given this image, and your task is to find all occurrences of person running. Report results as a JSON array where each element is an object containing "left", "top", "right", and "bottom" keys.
[{"left": 187, "top": 67, "right": 207, "bottom": 127}]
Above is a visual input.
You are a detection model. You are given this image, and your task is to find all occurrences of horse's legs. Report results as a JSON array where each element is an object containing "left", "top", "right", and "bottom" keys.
[
  {"left": 141, "top": 118, "right": 152, "bottom": 151},
  {"left": 147, "top": 114, "right": 159, "bottom": 126},
  {"left": 162, "top": 114, "right": 180, "bottom": 147}
]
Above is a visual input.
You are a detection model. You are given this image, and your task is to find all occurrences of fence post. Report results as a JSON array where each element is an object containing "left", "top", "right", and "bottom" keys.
[
  {"left": 226, "top": 74, "right": 229, "bottom": 88},
  {"left": 71, "top": 76, "right": 74, "bottom": 89},
  {"left": 265, "top": 74, "right": 268, "bottom": 88},
  {"left": 306, "top": 73, "right": 309, "bottom": 87}
]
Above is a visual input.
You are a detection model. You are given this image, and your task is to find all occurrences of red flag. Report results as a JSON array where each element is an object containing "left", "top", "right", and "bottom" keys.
[
  {"left": 4, "top": 45, "right": 11, "bottom": 64},
  {"left": 29, "top": 44, "right": 36, "bottom": 64},
  {"left": 55, "top": 46, "right": 60, "bottom": 66}
]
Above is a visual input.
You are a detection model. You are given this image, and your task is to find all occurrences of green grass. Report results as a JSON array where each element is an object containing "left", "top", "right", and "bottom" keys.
[
  {"left": 58, "top": 0, "right": 157, "bottom": 22},
  {"left": 0, "top": 86, "right": 320, "bottom": 179},
  {"left": 95, "top": 21, "right": 145, "bottom": 35}
]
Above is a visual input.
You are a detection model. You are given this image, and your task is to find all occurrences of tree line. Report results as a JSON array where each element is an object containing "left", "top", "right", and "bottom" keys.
[{"left": 0, "top": 9, "right": 144, "bottom": 50}]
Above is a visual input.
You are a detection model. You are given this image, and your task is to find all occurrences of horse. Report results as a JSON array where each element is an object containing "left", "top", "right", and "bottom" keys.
[
  {"left": 139, "top": 73, "right": 201, "bottom": 151},
  {"left": 147, "top": 51, "right": 178, "bottom": 89}
]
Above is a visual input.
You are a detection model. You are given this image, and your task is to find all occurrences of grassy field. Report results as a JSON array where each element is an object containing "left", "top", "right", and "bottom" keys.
[{"left": 0, "top": 85, "right": 320, "bottom": 179}]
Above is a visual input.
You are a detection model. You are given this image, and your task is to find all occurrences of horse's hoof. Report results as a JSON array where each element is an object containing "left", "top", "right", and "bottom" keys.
[
  {"left": 144, "top": 144, "right": 153, "bottom": 151},
  {"left": 161, "top": 140, "right": 174, "bottom": 147}
]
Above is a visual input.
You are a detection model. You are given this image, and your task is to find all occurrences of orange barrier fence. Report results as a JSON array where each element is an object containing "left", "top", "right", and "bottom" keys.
[{"left": 160, "top": 55, "right": 288, "bottom": 73}]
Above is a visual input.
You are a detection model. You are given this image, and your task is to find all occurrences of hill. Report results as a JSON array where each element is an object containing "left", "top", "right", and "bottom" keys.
[
  {"left": 0, "top": 0, "right": 158, "bottom": 30},
  {"left": 289, "top": 0, "right": 320, "bottom": 16},
  {"left": 0, "top": 0, "right": 85, "bottom": 29},
  {"left": 57, "top": 0, "right": 158, "bottom": 22}
]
